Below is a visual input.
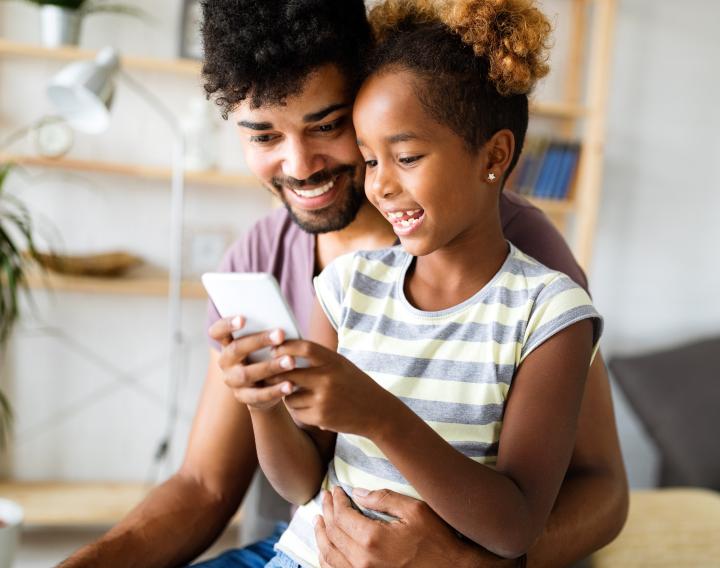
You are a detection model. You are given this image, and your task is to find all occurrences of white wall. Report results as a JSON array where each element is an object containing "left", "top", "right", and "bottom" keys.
[
  {"left": 0, "top": 0, "right": 271, "bottom": 483},
  {"left": 1, "top": 0, "right": 718, "bottom": 488},
  {"left": 591, "top": 0, "right": 720, "bottom": 487}
]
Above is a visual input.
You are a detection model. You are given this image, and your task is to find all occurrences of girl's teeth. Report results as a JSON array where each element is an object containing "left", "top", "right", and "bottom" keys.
[{"left": 294, "top": 179, "right": 334, "bottom": 198}]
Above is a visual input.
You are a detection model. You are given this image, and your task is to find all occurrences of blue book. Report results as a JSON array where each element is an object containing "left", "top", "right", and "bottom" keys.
[
  {"left": 534, "top": 142, "right": 562, "bottom": 198},
  {"left": 553, "top": 143, "right": 581, "bottom": 199}
]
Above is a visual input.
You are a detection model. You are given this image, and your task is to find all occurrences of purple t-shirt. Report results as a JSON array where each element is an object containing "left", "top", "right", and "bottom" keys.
[{"left": 207, "top": 191, "right": 588, "bottom": 349}]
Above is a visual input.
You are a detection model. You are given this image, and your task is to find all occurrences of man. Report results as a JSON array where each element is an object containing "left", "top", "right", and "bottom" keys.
[{"left": 60, "top": 1, "right": 628, "bottom": 567}]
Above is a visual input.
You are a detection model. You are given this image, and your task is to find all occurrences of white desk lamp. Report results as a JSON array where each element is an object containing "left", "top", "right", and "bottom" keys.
[{"left": 47, "top": 47, "right": 187, "bottom": 473}]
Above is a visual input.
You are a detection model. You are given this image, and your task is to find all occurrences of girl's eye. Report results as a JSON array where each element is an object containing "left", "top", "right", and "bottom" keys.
[
  {"left": 399, "top": 155, "right": 422, "bottom": 165},
  {"left": 364, "top": 159, "right": 378, "bottom": 168}
]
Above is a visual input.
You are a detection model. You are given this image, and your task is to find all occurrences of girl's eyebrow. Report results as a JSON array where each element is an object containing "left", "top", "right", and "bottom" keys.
[
  {"left": 356, "top": 131, "right": 430, "bottom": 147},
  {"left": 387, "top": 132, "right": 426, "bottom": 144}
]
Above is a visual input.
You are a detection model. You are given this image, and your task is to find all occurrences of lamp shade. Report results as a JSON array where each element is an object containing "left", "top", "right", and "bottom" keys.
[{"left": 47, "top": 47, "right": 120, "bottom": 134}]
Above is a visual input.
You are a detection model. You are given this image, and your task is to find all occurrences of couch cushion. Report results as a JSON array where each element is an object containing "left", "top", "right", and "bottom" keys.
[{"left": 609, "top": 337, "right": 720, "bottom": 489}]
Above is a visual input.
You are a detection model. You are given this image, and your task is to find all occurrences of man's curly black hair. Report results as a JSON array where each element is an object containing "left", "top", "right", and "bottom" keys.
[{"left": 201, "top": 0, "right": 372, "bottom": 119}]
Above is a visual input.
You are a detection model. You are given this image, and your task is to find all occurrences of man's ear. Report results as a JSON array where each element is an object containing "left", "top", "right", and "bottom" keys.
[{"left": 484, "top": 129, "right": 515, "bottom": 182}]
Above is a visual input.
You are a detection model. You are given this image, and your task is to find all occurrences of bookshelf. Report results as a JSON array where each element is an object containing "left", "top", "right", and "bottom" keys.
[{"left": 0, "top": 0, "right": 617, "bottom": 280}]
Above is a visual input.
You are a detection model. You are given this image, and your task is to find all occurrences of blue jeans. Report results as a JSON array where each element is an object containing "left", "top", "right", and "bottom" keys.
[{"left": 189, "top": 523, "right": 294, "bottom": 568}]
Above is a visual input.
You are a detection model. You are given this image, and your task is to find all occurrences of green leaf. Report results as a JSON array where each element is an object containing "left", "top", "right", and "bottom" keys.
[{"left": 0, "top": 160, "right": 39, "bottom": 436}]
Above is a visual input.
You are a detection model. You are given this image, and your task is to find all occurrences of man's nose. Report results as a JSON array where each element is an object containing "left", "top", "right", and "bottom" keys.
[{"left": 282, "top": 140, "right": 324, "bottom": 181}]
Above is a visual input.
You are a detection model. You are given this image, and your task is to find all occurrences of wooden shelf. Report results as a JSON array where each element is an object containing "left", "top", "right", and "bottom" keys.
[
  {"left": 526, "top": 196, "right": 575, "bottom": 215},
  {"left": 0, "top": 481, "right": 242, "bottom": 527},
  {"left": 0, "top": 39, "right": 589, "bottom": 119},
  {"left": 0, "top": 38, "right": 200, "bottom": 76},
  {"left": 0, "top": 153, "right": 260, "bottom": 189},
  {"left": 27, "top": 267, "right": 207, "bottom": 299},
  {"left": 530, "top": 101, "right": 589, "bottom": 119}
]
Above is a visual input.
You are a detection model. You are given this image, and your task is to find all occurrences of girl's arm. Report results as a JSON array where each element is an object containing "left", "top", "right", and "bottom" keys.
[
  {"left": 366, "top": 319, "right": 594, "bottom": 559},
  {"left": 249, "top": 301, "right": 338, "bottom": 505}
]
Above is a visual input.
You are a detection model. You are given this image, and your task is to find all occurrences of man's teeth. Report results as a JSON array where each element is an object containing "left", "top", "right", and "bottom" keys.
[{"left": 293, "top": 179, "right": 334, "bottom": 198}]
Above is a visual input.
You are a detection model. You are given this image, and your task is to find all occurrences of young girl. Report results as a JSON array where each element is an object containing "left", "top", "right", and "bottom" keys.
[{"left": 249, "top": 1, "right": 603, "bottom": 566}]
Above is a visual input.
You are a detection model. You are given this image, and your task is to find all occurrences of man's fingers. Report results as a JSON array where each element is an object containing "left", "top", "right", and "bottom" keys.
[
  {"left": 224, "top": 355, "right": 297, "bottom": 389},
  {"left": 319, "top": 489, "right": 370, "bottom": 563},
  {"left": 207, "top": 315, "right": 245, "bottom": 346},
  {"left": 330, "top": 486, "right": 381, "bottom": 537},
  {"left": 218, "top": 328, "right": 286, "bottom": 369},
  {"left": 315, "top": 515, "right": 352, "bottom": 568},
  {"left": 351, "top": 487, "right": 420, "bottom": 520}
]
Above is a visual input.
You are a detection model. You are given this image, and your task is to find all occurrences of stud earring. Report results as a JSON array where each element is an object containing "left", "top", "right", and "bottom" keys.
[{"left": 487, "top": 172, "right": 496, "bottom": 182}]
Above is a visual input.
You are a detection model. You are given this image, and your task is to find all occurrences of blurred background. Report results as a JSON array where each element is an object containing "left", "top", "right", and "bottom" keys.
[{"left": 0, "top": 0, "right": 718, "bottom": 566}]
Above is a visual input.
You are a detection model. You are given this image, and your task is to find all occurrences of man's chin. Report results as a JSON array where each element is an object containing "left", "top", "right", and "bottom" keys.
[{"left": 283, "top": 186, "right": 365, "bottom": 235}]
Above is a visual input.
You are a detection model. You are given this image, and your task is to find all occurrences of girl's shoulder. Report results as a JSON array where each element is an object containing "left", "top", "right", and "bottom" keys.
[{"left": 503, "top": 244, "right": 588, "bottom": 298}]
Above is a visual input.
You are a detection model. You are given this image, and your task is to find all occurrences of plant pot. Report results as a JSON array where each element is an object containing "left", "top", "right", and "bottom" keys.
[
  {"left": 40, "top": 5, "right": 82, "bottom": 48},
  {"left": 0, "top": 499, "right": 23, "bottom": 568}
]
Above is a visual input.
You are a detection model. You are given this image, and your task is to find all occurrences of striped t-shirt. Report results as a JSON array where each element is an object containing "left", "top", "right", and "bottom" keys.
[{"left": 275, "top": 243, "right": 602, "bottom": 567}]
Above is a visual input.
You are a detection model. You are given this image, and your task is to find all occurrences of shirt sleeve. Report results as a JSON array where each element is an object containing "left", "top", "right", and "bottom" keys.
[
  {"left": 313, "top": 253, "right": 355, "bottom": 331},
  {"left": 520, "top": 274, "right": 603, "bottom": 364}
]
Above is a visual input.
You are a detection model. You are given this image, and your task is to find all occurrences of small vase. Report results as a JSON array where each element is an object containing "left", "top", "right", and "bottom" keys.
[
  {"left": 0, "top": 499, "right": 23, "bottom": 568},
  {"left": 40, "top": 5, "right": 82, "bottom": 48}
]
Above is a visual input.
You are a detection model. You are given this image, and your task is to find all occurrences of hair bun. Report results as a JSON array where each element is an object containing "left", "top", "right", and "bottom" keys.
[{"left": 444, "top": 0, "right": 552, "bottom": 95}]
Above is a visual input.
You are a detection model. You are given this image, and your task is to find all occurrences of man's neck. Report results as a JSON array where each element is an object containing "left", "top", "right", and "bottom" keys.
[{"left": 315, "top": 201, "right": 396, "bottom": 272}]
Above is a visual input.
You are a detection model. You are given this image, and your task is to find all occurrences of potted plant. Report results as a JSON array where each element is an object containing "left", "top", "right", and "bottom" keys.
[
  {"left": 0, "top": 163, "right": 38, "bottom": 445},
  {"left": 6, "top": 0, "right": 148, "bottom": 47},
  {"left": 0, "top": 162, "right": 36, "bottom": 568}
]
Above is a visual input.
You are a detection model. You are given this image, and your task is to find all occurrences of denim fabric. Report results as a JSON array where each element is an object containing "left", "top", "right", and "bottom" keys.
[
  {"left": 189, "top": 523, "right": 287, "bottom": 568},
  {"left": 264, "top": 550, "right": 302, "bottom": 568}
]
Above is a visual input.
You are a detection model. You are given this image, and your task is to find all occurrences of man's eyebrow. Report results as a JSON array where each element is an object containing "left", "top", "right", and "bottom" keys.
[
  {"left": 237, "top": 120, "right": 273, "bottom": 131},
  {"left": 303, "top": 103, "right": 350, "bottom": 123}
]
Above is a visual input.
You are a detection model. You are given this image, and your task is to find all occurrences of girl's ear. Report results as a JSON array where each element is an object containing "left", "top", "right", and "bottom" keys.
[{"left": 484, "top": 129, "right": 515, "bottom": 184}]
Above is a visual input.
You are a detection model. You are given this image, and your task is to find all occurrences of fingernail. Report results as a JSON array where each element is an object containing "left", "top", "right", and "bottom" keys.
[
  {"left": 281, "top": 382, "right": 293, "bottom": 394},
  {"left": 352, "top": 487, "right": 369, "bottom": 497},
  {"left": 269, "top": 329, "right": 283, "bottom": 345},
  {"left": 231, "top": 316, "right": 243, "bottom": 330},
  {"left": 279, "top": 356, "right": 294, "bottom": 370},
  {"left": 313, "top": 515, "right": 321, "bottom": 526}
]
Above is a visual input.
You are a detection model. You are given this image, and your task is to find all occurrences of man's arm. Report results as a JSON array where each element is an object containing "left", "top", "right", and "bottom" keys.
[
  {"left": 59, "top": 348, "right": 258, "bottom": 568},
  {"left": 318, "top": 353, "right": 628, "bottom": 567},
  {"left": 525, "top": 352, "right": 629, "bottom": 567}
]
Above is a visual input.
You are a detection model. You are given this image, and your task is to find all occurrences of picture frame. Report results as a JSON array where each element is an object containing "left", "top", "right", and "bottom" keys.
[{"left": 179, "top": 0, "right": 204, "bottom": 60}]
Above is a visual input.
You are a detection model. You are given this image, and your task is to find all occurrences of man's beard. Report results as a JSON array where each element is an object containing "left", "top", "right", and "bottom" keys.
[{"left": 272, "top": 165, "right": 366, "bottom": 234}]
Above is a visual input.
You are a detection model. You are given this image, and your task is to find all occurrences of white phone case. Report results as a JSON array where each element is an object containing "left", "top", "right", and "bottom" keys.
[{"left": 201, "top": 272, "right": 302, "bottom": 362}]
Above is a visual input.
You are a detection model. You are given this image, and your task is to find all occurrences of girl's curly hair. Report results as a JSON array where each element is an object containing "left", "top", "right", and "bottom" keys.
[
  {"left": 201, "top": 0, "right": 372, "bottom": 118},
  {"left": 366, "top": 0, "right": 553, "bottom": 178}
]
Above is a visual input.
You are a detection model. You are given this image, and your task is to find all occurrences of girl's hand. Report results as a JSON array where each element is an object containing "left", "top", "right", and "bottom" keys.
[{"left": 271, "top": 340, "right": 398, "bottom": 436}]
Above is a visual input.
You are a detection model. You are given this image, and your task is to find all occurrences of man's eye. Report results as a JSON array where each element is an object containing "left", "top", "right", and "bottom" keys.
[
  {"left": 364, "top": 159, "right": 378, "bottom": 168},
  {"left": 250, "top": 134, "right": 276, "bottom": 143},
  {"left": 399, "top": 155, "right": 422, "bottom": 165},
  {"left": 315, "top": 117, "right": 345, "bottom": 134}
]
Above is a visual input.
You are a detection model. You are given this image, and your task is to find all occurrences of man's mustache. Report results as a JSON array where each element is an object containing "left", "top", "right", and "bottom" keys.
[{"left": 273, "top": 164, "right": 355, "bottom": 191}]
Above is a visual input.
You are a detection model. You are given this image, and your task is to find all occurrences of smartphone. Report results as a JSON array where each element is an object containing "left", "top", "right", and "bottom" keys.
[{"left": 202, "top": 272, "right": 302, "bottom": 362}]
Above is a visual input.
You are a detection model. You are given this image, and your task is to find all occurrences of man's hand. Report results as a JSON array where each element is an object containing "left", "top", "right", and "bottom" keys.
[
  {"left": 208, "top": 316, "right": 295, "bottom": 409},
  {"left": 315, "top": 487, "right": 516, "bottom": 568}
]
